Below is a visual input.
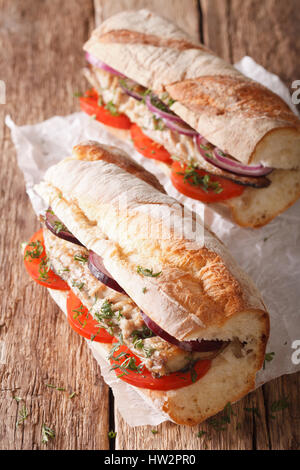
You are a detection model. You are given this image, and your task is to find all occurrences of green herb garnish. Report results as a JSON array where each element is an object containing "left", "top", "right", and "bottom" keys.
[
  {"left": 53, "top": 221, "right": 68, "bottom": 234},
  {"left": 160, "top": 91, "right": 176, "bottom": 107},
  {"left": 207, "top": 402, "right": 236, "bottom": 432},
  {"left": 244, "top": 407, "right": 260, "bottom": 418},
  {"left": 109, "top": 340, "right": 144, "bottom": 377},
  {"left": 45, "top": 384, "right": 65, "bottom": 392},
  {"left": 100, "top": 300, "right": 115, "bottom": 319},
  {"left": 137, "top": 266, "right": 162, "bottom": 278},
  {"left": 93, "top": 301, "right": 118, "bottom": 336},
  {"left": 190, "top": 365, "right": 198, "bottom": 383},
  {"left": 178, "top": 162, "right": 223, "bottom": 194},
  {"left": 38, "top": 256, "right": 51, "bottom": 281},
  {"left": 110, "top": 354, "right": 144, "bottom": 378},
  {"left": 131, "top": 326, "right": 155, "bottom": 357},
  {"left": 24, "top": 240, "right": 44, "bottom": 260},
  {"left": 108, "top": 430, "right": 117, "bottom": 439},
  {"left": 270, "top": 396, "right": 290, "bottom": 419},
  {"left": 141, "top": 88, "right": 152, "bottom": 104},
  {"left": 73, "top": 253, "right": 88, "bottom": 263},
  {"left": 41, "top": 424, "right": 55, "bottom": 444},
  {"left": 152, "top": 116, "right": 165, "bottom": 131},
  {"left": 13, "top": 396, "right": 22, "bottom": 403},
  {"left": 72, "top": 280, "right": 84, "bottom": 290},
  {"left": 105, "top": 101, "right": 119, "bottom": 116},
  {"left": 263, "top": 352, "right": 275, "bottom": 369}
]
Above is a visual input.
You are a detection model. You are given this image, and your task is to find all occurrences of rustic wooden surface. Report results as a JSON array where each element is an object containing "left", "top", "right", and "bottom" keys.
[
  {"left": 0, "top": 0, "right": 299, "bottom": 450},
  {"left": 0, "top": 0, "right": 110, "bottom": 450}
]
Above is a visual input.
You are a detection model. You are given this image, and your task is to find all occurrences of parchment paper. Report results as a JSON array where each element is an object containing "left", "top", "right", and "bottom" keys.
[{"left": 6, "top": 57, "right": 300, "bottom": 426}]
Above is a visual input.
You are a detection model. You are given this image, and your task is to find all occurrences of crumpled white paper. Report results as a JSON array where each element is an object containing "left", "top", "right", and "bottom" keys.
[{"left": 7, "top": 57, "right": 300, "bottom": 426}]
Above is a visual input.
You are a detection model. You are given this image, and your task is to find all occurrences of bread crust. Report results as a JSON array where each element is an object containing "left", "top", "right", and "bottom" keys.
[
  {"left": 84, "top": 9, "right": 300, "bottom": 170},
  {"left": 73, "top": 140, "right": 165, "bottom": 193},
  {"left": 154, "top": 159, "right": 300, "bottom": 228}
]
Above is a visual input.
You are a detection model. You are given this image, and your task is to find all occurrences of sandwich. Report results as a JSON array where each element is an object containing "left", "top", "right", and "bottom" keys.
[
  {"left": 23, "top": 141, "right": 269, "bottom": 425},
  {"left": 78, "top": 9, "right": 300, "bottom": 228}
]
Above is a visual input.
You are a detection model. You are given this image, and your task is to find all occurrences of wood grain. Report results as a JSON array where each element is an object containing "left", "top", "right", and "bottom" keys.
[
  {"left": 94, "top": 0, "right": 201, "bottom": 41},
  {"left": 0, "top": 0, "right": 111, "bottom": 450}
]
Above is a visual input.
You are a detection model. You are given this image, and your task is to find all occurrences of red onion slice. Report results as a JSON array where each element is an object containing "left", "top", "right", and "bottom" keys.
[
  {"left": 45, "top": 208, "right": 83, "bottom": 246},
  {"left": 163, "top": 117, "right": 199, "bottom": 137},
  {"left": 145, "top": 95, "right": 183, "bottom": 122},
  {"left": 196, "top": 135, "right": 273, "bottom": 177},
  {"left": 88, "top": 251, "right": 126, "bottom": 294},
  {"left": 85, "top": 52, "right": 125, "bottom": 78},
  {"left": 119, "top": 78, "right": 143, "bottom": 101},
  {"left": 141, "top": 311, "right": 227, "bottom": 353}
]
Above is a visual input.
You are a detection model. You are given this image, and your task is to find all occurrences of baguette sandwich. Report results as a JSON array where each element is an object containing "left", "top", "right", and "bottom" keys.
[
  {"left": 24, "top": 141, "right": 269, "bottom": 425},
  {"left": 79, "top": 9, "right": 300, "bottom": 228}
]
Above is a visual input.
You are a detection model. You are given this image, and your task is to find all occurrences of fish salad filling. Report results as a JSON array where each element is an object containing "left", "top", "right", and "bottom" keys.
[
  {"left": 83, "top": 66, "right": 216, "bottom": 172},
  {"left": 43, "top": 227, "right": 218, "bottom": 378}
]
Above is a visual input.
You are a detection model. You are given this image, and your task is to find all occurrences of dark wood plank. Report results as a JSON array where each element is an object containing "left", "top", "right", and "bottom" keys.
[
  {"left": 0, "top": 0, "right": 111, "bottom": 450},
  {"left": 201, "top": 0, "right": 300, "bottom": 97}
]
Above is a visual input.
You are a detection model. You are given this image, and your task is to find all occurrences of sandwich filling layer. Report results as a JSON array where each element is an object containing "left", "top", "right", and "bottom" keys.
[
  {"left": 43, "top": 227, "right": 230, "bottom": 377},
  {"left": 84, "top": 66, "right": 272, "bottom": 188}
]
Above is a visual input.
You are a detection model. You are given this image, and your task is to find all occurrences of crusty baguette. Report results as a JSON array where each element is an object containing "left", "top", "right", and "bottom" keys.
[
  {"left": 35, "top": 141, "right": 269, "bottom": 344},
  {"left": 84, "top": 9, "right": 300, "bottom": 170},
  {"left": 49, "top": 288, "right": 268, "bottom": 426},
  {"left": 33, "top": 141, "right": 269, "bottom": 426}
]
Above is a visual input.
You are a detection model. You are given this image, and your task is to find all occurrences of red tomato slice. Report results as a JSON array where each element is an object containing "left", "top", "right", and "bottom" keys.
[
  {"left": 23, "top": 229, "right": 70, "bottom": 291},
  {"left": 171, "top": 161, "right": 245, "bottom": 203},
  {"left": 109, "top": 338, "right": 211, "bottom": 391},
  {"left": 130, "top": 124, "right": 173, "bottom": 164},
  {"left": 80, "top": 88, "right": 131, "bottom": 129},
  {"left": 66, "top": 290, "right": 114, "bottom": 344}
]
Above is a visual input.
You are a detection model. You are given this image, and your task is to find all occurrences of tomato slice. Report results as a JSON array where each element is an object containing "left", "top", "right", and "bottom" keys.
[
  {"left": 80, "top": 88, "right": 131, "bottom": 129},
  {"left": 130, "top": 124, "right": 173, "bottom": 164},
  {"left": 109, "top": 338, "right": 211, "bottom": 391},
  {"left": 23, "top": 229, "right": 70, "bottom": 291},
  {"left": 170, "top": 161, "right": 245, "bottom": 203},
  {"left": 66, "top": 294, "right": 211, "bottom": 390},
  {"left": 66, "top": 290, "right": 114, "bottom": 344}
]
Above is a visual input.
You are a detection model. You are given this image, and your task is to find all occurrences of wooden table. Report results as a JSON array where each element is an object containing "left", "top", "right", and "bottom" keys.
[{"left": 0, "top": 0, "right": 299, "bottom": 450}]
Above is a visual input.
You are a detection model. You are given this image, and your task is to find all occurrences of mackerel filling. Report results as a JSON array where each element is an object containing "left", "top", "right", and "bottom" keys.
[{"left": 43, "top": 227, "right": 217, "bottom": 378}]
